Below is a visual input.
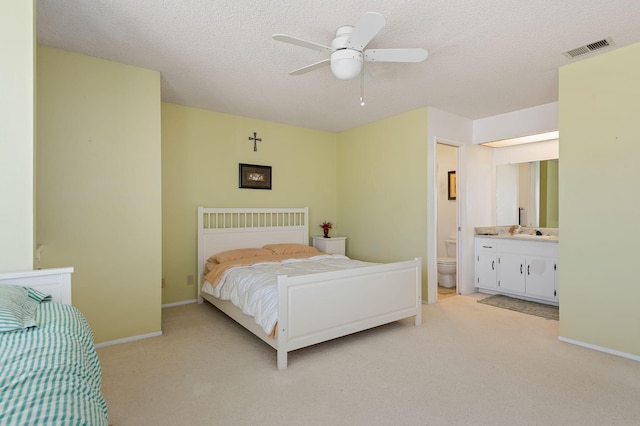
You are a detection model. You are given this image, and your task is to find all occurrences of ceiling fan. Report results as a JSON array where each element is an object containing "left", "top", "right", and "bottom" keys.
[{"left": 272, "top": 12, "right": 428, "bottom": 85}]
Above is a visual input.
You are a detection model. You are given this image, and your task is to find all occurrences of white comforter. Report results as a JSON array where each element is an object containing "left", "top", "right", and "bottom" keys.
[{"left": 201, "top": 255, "right": 375, "bottom": 335}]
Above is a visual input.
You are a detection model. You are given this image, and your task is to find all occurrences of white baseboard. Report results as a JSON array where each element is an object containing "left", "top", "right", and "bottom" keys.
[
  {"left": 558, "top": 336, "right": 640, "bottom": 362},
  {"left": 162, "top": 299, "right": 197, "bottom": 308},
  {"left": 94, "top": 331, "right": 163, "bottom": 348},
  {"left": 94, "top": 300, "right": 198, "bottom": 348}
]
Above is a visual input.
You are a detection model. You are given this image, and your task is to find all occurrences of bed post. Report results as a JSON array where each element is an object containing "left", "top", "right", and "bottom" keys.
[
  {"left": 277, "top": 348, "right": 287, "bottom": 370},
  {"left": 197, "top": 207, "right": 204, "bottom": 304},
  {"left": 277, "top": 274, "right": 289, "bottom": 369},
  {"left": 414, "top": 257, "right": 422, "bottom": 326}
]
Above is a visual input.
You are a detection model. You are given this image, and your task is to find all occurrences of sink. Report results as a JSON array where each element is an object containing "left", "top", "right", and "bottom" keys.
[{"left": 510, "top": 234, "right": 559, "bottom": 241}]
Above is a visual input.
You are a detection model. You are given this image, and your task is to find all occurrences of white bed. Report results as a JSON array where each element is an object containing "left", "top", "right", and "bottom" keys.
[
  {"left": 0, "top": 267, "right": 73, "bottom": 304},
  {"left": 197, "top": 207, "right": 422, "bottom": 369},
  {"left": 0, "top": 267, "right": 109, "bottom": 424}
]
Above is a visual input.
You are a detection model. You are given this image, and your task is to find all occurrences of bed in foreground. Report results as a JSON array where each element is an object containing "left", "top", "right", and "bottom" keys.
[
  {"left": 197, "top": 207, "right": 422, "bottom": 369},
  {"left": 0, "top": 268, "right": 108, "bottom": 425}
]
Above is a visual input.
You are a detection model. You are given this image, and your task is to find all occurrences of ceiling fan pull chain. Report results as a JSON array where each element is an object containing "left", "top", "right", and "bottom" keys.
[{"left": 360, "top": 64, "right": 365, "bottom": 107}]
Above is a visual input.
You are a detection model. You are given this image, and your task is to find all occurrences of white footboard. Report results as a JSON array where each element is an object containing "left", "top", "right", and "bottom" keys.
[{"left": 275, "top": 258, "right": 421, "bottom": 369}]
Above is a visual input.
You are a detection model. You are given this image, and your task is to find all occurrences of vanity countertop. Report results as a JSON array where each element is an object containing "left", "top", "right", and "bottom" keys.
[{"left": 475, "top": 226, "right": 559, "bottom": 242}]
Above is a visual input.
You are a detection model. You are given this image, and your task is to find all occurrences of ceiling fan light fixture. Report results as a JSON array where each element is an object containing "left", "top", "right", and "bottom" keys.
[{"left": 330, "top": 49, "right": 362, "bottom": 80}]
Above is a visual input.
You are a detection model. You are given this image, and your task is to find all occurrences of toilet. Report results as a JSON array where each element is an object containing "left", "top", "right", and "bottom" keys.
[{"left": 437, "top": 238, "right": 457, "bottom": 288}]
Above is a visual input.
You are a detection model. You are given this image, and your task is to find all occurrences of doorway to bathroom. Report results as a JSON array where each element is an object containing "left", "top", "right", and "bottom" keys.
[{"left": 436, "top": 142, "right": 459, "bottom": 300}]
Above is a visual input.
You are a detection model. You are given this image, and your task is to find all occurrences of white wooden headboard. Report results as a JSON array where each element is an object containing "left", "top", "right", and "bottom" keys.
[
  {"left": 0, "top": 267, "right": 74, "bottom": 304},
  {"left": 197, "top": 207, "right": 309, "bottom": 291}
]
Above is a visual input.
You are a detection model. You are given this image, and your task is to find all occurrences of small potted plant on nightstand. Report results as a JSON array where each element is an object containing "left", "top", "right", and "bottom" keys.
[{"left": 320, "top": 221, "right": 332, "bottom": 238}]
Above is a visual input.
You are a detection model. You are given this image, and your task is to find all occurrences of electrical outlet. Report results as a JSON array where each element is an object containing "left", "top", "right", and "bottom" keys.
[
  {"left": 187, "top": 274, "right": 194, "bottom": 286},
  {"left": 162, "top": 278, "right": 165, "bottom": 288}
]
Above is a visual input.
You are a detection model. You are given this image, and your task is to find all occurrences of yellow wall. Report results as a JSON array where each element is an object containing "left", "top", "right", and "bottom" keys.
[
  {"left": 161, "top": 103, "right": 337, "bottom": 304},
  {"left": 36, "top": 46, "right": 162, "bottom": 343},
  {"left": 337, "top": 108, "right": 429, "bottom": 297},
  {"left": 0, "top": 0, "right": 34, "bottom": 272},
  {"left": 540, "top": 159, "right": 559, "bottom": 228},
  {"left": 559, "top": 42, "right": 640, "bottom": 356}
]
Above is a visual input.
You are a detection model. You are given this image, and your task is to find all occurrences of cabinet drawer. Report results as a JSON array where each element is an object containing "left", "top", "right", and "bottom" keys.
[{"left": 475, "top": 238, "right": 497, "bottom": 252}]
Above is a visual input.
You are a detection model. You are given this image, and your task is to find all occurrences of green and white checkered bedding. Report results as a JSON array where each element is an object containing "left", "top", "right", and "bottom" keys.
[{"left": 0, "top": 301, "right": 108, "bottom": 425}]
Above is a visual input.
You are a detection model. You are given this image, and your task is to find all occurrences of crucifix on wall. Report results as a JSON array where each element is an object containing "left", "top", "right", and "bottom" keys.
[{"left": 248, "top": 132, "right": 262, "bottom": 152}]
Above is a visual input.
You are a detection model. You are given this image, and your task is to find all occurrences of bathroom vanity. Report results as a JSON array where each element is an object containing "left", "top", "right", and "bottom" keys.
[{"left": 475, "top": 228, "right": 559, "bottom": 305}]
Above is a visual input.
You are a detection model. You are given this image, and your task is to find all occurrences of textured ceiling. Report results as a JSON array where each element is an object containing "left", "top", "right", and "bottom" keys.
[{"left": 36, "top": 0, "right": 640, "bottom": 132}]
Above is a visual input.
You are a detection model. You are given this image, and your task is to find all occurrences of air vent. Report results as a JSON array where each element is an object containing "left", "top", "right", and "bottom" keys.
[{"left": 563, "top": 37, "right": 615, "bottom": 59}]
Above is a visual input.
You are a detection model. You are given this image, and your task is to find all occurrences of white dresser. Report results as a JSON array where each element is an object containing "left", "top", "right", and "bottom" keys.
[{"left": 312, "top": 236, "right": 347, "bottom": 255}]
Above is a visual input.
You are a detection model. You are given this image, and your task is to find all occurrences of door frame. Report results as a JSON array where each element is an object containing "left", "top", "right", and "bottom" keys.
[{"left": 427, "top": 136, "right": 469, "bottom": 303}]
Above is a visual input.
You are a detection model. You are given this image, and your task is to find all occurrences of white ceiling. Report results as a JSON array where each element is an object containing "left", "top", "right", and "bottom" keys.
[{"left": 36, "top": 0, "right": 640, "bottom": 133}]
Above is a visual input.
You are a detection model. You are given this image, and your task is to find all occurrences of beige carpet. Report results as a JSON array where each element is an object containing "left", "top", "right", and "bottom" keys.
[
  {"left": 97, "top": 294, "right": 640, "bottom": 426},
  {"left": 477, "top": 294, "right": 559, "bottom": 320}
]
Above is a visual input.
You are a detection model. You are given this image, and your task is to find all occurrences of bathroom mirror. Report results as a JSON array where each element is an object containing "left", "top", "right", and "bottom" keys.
[{"left": 496, "top": 159, "right": 558, "bottom": 227}]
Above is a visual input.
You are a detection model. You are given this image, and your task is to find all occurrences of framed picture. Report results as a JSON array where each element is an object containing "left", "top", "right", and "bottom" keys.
[
  {"left": 448, "top": 171, "right": 456, "bottom": 200},
  {"left": 239, "top": 163, "right": 272, "bottom": 190}
]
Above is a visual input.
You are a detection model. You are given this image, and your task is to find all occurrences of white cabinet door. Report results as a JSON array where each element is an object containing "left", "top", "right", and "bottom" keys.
[
  {"left": 498, "top": 253, "right": 526, "bottom": 294},
  {"left": 525, "top": 257, "right": 557, "bottom": 301},
  {"left": 555, "top": 262, "right": 559, "bottom": 301},
  {"left": 476, "top": 251, "right": 497, "bottom": 289},
  {"left": 475, "top": 239, "right": 497, "bottom": 289}
]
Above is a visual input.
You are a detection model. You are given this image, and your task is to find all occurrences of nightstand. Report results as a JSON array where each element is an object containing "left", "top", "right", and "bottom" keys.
[{"left": 312, "top": 236, "right": 347, "bottom": 255}]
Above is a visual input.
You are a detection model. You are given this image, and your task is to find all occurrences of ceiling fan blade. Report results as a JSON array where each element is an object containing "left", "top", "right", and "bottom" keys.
[
  {"left": 346, "top": 12, "right": 386, "bottom": 50},
  {"left": 272, "top": 34, "right": 333, "bottom": 53},
  {"left": 364, "top": 48, "right": 428, "bottom": 63},
  {"left": 289, "top": 59, "right": 330, "bottom": 75}
]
